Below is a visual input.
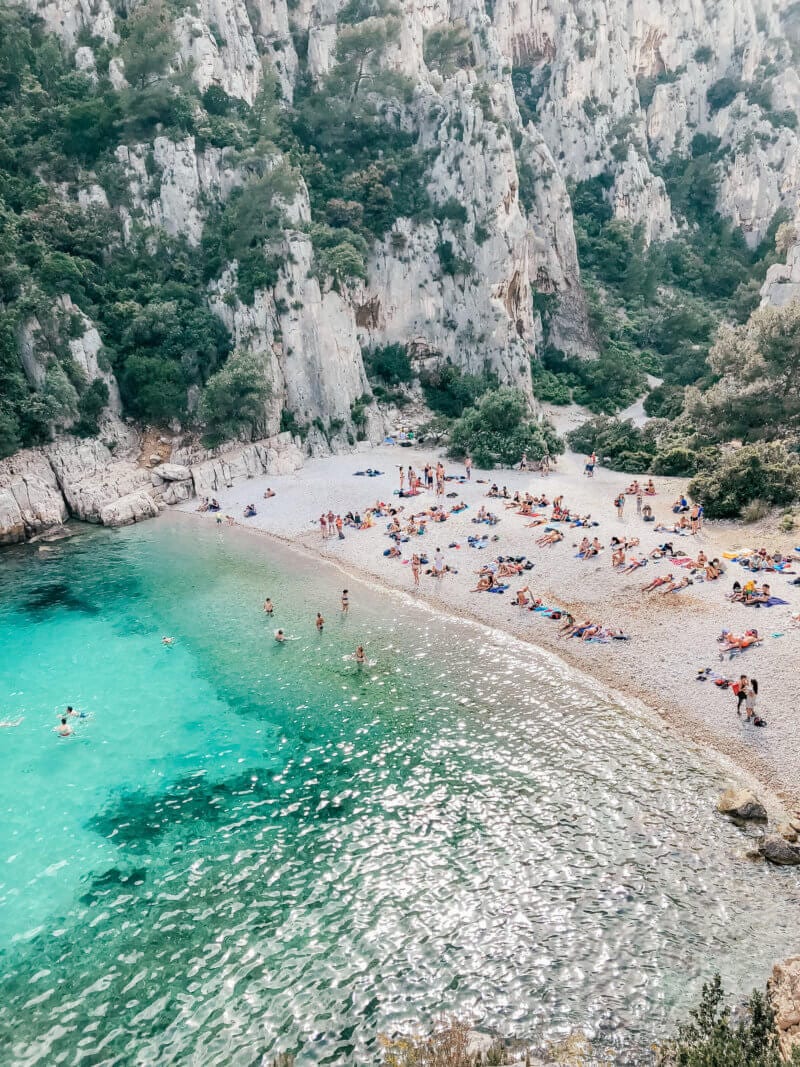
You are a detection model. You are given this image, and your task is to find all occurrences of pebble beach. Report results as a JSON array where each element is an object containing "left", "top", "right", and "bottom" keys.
[{"left": 178, "top": 429, "right": 800, "bottom": 815}]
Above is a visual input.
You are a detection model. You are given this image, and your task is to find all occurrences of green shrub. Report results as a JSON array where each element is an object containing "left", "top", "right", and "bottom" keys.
[
  {"left": 694, "top": 45, "right": 713, "bottom": 63},
  {"left": 364, "top": 343, "right": 412, "bottom": 385},
  {"left": 73, "top": 378, "right": 109, "bottom": 437},
  {"left": 651, "top": 446, "right": 698, "bottom": 476},
  {"left": 688, "top": 442, "right": 800, "bottom": 519},
  {"left": 448, "top": 386, "right": 563, "bottom": 468},
  {"left": 436, "top": 240, "right": 473, "bottom": 277},
  {"left": 421, "top": 362, "right": 495, "bottom": 418},
  {"left": 531, "top": 359, "right": 572, "bottom": 404},
  {"left": 659, "top": 973, "right": 800, "bottom": 1066},
  {"left": 423, "top": 22, "right": 473, "bottom": 75},
  {"left": 199, "top": 350, "right": 270, "bottom": 447},
  {"left": 644, "top": 384, "right": 685, "bottom": 419},
  {"left": 706, "top": 76, "right": 743, "bottom": 112}
]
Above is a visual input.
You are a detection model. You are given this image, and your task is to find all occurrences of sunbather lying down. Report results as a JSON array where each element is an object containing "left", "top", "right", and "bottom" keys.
[
  {"left": 717, "top": 628, "right": 761, "bottom": 652},
  {"left": 642, "top": 573, "right": 673, "bottom": 592},
  {"left": 536, "top": 529, "right": 564, "bottom": 547}
]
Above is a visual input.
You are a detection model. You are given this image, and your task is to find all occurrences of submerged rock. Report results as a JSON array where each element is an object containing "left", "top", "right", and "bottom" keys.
[
  {"left": 717, "top": 788, "right": 768, "bottom": 821},
  {"left": 769, "top": 955, "right": 800, "bottom": 1060},
  {"left": 759, "top": 834, "right": 800, "bottom": 866}
]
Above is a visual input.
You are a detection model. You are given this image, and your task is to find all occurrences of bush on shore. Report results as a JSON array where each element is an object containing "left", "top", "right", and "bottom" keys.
[{"left": 448, "top": 386, "right": 563, "bottom": 468}]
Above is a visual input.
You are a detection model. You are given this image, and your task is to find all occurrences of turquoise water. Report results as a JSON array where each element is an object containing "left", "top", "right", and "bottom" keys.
[{"left": 0, "top": 514, "right": 798, "bottom": 1064}]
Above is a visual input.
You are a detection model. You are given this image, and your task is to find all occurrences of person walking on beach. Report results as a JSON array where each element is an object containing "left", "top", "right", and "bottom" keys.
[
  {"left": 615, "top": 493, "right": 625, "bottom": 520},
  {"left": 744, "top": 678, "right": 759, "bottom": 722},
  {"left": 264, "top": 597, "right": 274, "bottom": 616},
  {"left": 316, "top": 612, "right": 325, "bottom": 632},
  {"left": 433, "top": 547, "right": 444, "bottom": 577},
  {"left": 465, "top": 456, "right": 472, "bottom": 480},
  {"left": 734, "top": 674, "right": 748, "bottom": 716},
  {"left": 335, "top": 515, "right": 344, "bottom": 540},
  {"left": 341, "top": 589, "right": 349, "bottom": 614},
  {"left": 690, "top": 503, "right": 701, "bottom": 535},
  {"left": 411, "top": 553, "right": 421, "bottom": 587},
  {"left": 636, "top": 486, "right": 643, "bottom": 516},
  {"left": 320, "top": 514, "right": 327, "bottom": 540}
]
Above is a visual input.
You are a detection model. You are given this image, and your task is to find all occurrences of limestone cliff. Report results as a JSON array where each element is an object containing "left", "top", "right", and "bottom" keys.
[{"left": 2, "top": 0, "right": 799, "bottom": 530}]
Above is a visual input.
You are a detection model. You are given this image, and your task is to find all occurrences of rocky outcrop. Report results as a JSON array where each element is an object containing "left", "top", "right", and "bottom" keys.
[
  {"left": 769, "top": 956, "right": 800, "bottom": 1061},
  {"left": 759, "top": 834, "right": 800, "bottom": 866},
  {"left": 0, "top": 450, "right": 68, "bottom": 544},
  {"left": 717, "top": 787, "right": 768, "bottom": 821},
  {"left": 44, "top": 437, "right": 153, "bottom": 524},
  {"left": 181, "top": 432, "right": 304, "bottom": 496}
]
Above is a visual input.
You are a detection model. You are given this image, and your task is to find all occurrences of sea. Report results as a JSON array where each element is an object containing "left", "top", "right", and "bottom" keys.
[{"left": 0, "top": 513, "right": 797, "bottom": 1065}]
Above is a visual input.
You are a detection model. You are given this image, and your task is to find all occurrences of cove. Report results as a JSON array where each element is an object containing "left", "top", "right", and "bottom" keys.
[{"left": 0, "top": 514, "right": 797, "bottom": 1064}]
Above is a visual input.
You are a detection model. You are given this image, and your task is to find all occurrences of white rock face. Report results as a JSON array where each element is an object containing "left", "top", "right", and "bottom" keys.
[
  {"left": 186, "top": 432, "right": 304, "bottom": 495},
  {"left": 115, "top": 136, "right": 244, "bottom": 246},
  {"left": 45, "top": 438, "right": 154, "bottom": 524},
  {"left": 21, "top": 0, "right": 118, "bottom": 46},
  {"left": 8, "top": 0, "right": 800, "bottom": 471},
  {"left": 99, "top": 489, "right": 161, "bottom": 527},
  {"left": 0, "top": 451, "right": 68, "bottom": 543}
]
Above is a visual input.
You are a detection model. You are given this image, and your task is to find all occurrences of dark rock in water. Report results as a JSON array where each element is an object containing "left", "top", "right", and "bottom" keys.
[
  {"left": 759, "top": 834, "right": 800, "bottom": 866},
  {"left": 717, "top": 787, "right": 767, "bottom": 821},
  {"left": 79, "top": 866, "right": 147, "bottom": 904},
  {"left": 22, "top": 580, "right": 98, "bottom": 616}
]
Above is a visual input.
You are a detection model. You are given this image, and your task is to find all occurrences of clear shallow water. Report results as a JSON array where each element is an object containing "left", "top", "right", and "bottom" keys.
[{"left": 0, "top": 515, "right": 798, "bottom": 1065}]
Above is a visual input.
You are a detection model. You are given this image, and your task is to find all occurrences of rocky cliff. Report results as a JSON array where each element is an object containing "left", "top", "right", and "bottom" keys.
[{"left": 2, "top": 0, "right": 799, "bottom": 533}]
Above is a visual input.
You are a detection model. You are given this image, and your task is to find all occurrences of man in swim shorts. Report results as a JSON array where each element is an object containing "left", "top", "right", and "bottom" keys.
[
  {"left": 341, "top": 590, "right": 349, "bottom": 613},
  {"left": 316, "top": 612, "right": 324, "bottom": 632}
]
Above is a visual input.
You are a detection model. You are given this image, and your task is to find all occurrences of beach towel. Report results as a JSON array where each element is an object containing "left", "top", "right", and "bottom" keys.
[{"left": 743, "top": 596, "right": 788, "bottom": 607}]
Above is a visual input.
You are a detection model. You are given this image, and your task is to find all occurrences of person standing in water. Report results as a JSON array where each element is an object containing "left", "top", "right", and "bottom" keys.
[
  {"left": 316, "top": 612, "right": 325, "bottom": 632},
  {"left": 275, "top": 629, "right": 286, "bottom": 643},
  {"left": 355, "top": 645, "right": 366, "bottom": 666},
  {"left": 263, "top": 597, "right": 274, "bottom": 616},
  {"left": 55, "top": 717, "right": 73, "bottom": 737},
  {"left": 341, "top": 590, "right": 349, "bottom": 614},
  {"left": 411, "top": 553, "right": 421, "bottom": 587}
]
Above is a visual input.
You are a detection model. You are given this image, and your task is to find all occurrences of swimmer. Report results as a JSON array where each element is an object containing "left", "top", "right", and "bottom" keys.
[
  {"left": 0, "top": 717, "right": 23, "bottom": 728},
  {"left": 355, "top": 645, "right": 366, "bottom": 665},
  {"left": 341, "top": 589, "right": 349, "bottom": 613},
  {"left": 55, "top": 717, "right": 73, "bottom": 737},
  {"left": 274, "top": 629, "right": 286, "bottom": 643},
  {"left": 162, "top": 636, "right": 175, "bottom": 646},
  {"left": 316, "top": 612, "right": 324, "bottom": 632},
  {"left": 263, "top": 597, "right": 274, "bottom": 616},
  {"left": 64, "top": 705, "right": 86, "bottom": 718}
]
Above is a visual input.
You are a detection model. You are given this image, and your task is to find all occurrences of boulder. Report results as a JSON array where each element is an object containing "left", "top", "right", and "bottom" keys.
[
  {"left": 717, "top": 788, "right": 767, "bottom": 821},
  {"left": 769, "top": 956, "right": 800, "bottom": 1061},
  {"left": 99, "top": 490, "right": 160, "bottom": 527},
  {"left": 152, "top": 463, "right": 191, "bottom": 482},
  {"left": 759, "top": 834, "right": 800, "bottom": 866},
  {"left": 149, "top": 453, "right": 162, "bottom": 465},
  {"left": 161, "top": 480, "right": 193, "bottom": 505},
  {"left": 0, "top": 490, "right": 25, "bottom": 544},
  {"left": 0, "top": 449, "right": 68, "bottom": 542}
]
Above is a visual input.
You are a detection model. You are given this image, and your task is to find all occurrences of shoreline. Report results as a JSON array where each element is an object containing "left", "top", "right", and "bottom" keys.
[{"left": 167, "top": 503, "right": 798, "bottom": 819}]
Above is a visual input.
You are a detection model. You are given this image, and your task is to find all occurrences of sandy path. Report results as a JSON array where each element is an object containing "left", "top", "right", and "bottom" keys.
[{"left": 178, "top": 443, "right": 800, "bottom": 813}]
